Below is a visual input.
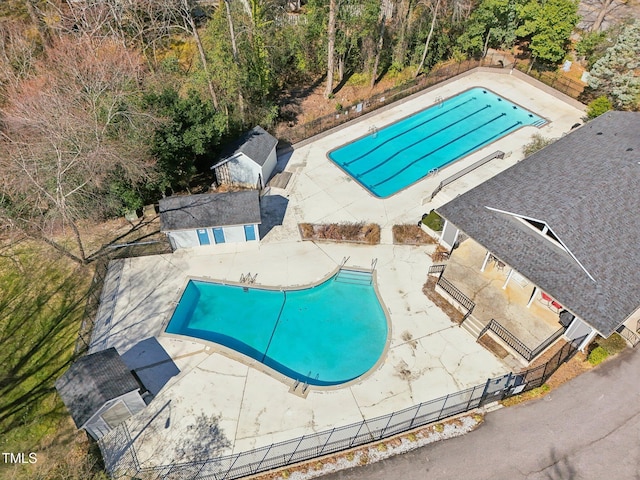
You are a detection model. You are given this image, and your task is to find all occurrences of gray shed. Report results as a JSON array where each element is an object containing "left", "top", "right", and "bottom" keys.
[
  {"left": 159, "top": 190, "right": 262, "bottom": 250},
  {"left": 212, "top": 126, "right": 278, "bottom": 189},
  {"left": 55, "top": 348, "right": 145, "bottom": 440}
]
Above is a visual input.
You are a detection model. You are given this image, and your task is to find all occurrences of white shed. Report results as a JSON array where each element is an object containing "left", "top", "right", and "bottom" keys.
[
  {"left": 159, "top": 190, "right": 262, "bottom": 250},
  {"left": 212, "top": 126, "right": 278, "bottom": 189},
  {"left": 55, "top": 348, "right": 146, "bottom": 440}
]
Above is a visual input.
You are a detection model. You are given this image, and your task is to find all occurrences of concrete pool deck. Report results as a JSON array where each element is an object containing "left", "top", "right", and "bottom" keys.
[{"left": 93, "top": 69, "right": 586, "bottom": 471}]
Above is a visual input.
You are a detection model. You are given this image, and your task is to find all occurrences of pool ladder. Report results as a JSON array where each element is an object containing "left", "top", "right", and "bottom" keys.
[
  {"left": 239, "top": 272, "right": 257, "bottom": 284},
  {"left": 293, "top": 372, "right": 318, "bottom": 395},
  {"left": 434, "top": 95, "right": 444, "bottom": 107},
  {"left": 368, "top": 125, "right": 378, "bottom": 138}
]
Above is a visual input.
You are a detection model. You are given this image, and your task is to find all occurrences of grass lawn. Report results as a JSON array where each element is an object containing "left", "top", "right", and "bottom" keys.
[{"left": 0, "top": 241, "right": 106, "bottom": 480}]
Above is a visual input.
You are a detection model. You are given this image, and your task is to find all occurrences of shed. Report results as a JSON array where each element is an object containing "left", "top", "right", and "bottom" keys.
[
  {"left": 212, "top": 126, "right": 278, "bottom": 189},
  {"left": 55, "top": 348, "right": 146, "bottom": 440},
  {"left": 159, "top": 190, "right": 262, "bottom": 250}
]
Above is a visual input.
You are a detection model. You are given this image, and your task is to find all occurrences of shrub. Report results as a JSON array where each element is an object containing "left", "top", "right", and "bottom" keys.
[
  {"left": 586, "top": 96, "right": 612, "bottom": 119},
  {"left": 588, "top": 346, "right": 609, "bottom": 366},
  {"left": 597, "top": 333, "right": 627, "bottom": 356},
  {"left": 523, "top": 133, "right": 556, "bottom": 157},
  {"left": 347, "top": 72, "right": 370, "bottom": 86}
]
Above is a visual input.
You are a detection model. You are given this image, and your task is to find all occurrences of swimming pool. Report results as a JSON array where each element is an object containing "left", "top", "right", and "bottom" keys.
[
  {"left": 165, "top": 270, "right": 389, "bottom": 386},
  {"left": 328, "top": 87, "right": 545, "bottom": 197}
]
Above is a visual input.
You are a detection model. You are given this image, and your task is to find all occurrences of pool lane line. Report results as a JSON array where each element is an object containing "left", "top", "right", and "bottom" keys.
[
  {"left": 342, "top": 98, "right": 476, "bottom": 167},
  {"left": 261, "top": 290, "right": 287, "bottom": 364},
  {"left": 356, "top": 105, "right": 492, "bottom": 178},
  {"left": 372, "top": 113, "right": 507, "bottom": 188}
]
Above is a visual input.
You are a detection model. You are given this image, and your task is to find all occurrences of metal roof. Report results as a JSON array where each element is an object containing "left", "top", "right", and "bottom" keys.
[
  {"left": 437, "top": 111, "right": 640, "bottom": 337},
  {"left": 55, "top": 348, "right": 140, "bottom": 428},
  {"left": 159, "top": 190, "right": 261, "bottom": 231}
]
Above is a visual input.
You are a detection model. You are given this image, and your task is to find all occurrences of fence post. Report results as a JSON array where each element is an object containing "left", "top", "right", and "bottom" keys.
[
  {"left": 349, "top": 421, "right": 365, "bottom": 447},
  {"left": 438, "top": 393, "right": 451, "bottom": 419},
  {"left": 321, "top": 428, "right": 335, "bottom": 454},
  {"left": 286, "top": 435, "right": 306, "bottom": 464},
  {"left": 254, "top": 444, "right": 273, "bottom": 474},
  {"left": 409, "top": 402, "right": 422, "bottom": 428},
  {"left": 380, "top": 412, "right": 394, "bottom": 439}
]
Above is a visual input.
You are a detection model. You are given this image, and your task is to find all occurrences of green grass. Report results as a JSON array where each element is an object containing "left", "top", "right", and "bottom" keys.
[
  {"left": 0, "top": 243, "right": 95, "bottom": 478},
  {"left": 421, "top": 210, "right": 443, "bottom": 232}
]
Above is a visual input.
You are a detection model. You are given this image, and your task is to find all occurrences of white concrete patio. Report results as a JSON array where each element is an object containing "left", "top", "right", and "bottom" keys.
[{"left": 94, "top": 69, "right": 586, "bottom": 471}]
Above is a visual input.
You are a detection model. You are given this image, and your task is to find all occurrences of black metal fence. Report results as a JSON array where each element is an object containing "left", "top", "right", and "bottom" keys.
[
  {"left": 101, "top": 337, "right": 581, "bottom": 480},
  {"left": 436, "top": 275, "right": 475, "bottom": 320},
  {"left": 479, "top": 319, "right": 566, "bottom": 363},
  {"left": 279, "top": 52, "right": 585, "bottom": 146},
  {"left": 280, "top": 54, "right": 512, "bottom": 145}
]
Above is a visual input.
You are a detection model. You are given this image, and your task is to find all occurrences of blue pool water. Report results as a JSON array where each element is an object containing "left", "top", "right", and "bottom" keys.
[
  {"left": 328, "top": 87, "right": 545, "bottom": 197},
  {"left": 165, "top": 270, "right": 388, "bottom": 386}
]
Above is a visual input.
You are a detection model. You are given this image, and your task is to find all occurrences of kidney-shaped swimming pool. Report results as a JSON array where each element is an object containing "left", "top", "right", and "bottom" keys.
[{"left": 165, "top": 269, "right": 389, "bottom": 386}]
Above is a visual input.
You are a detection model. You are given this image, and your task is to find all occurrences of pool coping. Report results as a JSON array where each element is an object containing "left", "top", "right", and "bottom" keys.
[
  {"left": 159, "top": 265, "right": 393, "bottom": 397},
  {"left": 324, "top": 85, "right": 548, "bottom": 199}
]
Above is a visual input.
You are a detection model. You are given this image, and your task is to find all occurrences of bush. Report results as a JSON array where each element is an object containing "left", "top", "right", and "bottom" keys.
[
  {"left": 588, "top": 346, "right": 609, "bottom": 366},
  {"left": 598, "top": 333, "right": 627, "bottom": 356},
  {"left": 422, "top": 210, "right": 443, "bottom": 231},
  {"left": 523, "top": 133, "right": 556, "bottom": 157},
  {"left": 586, "top": 96, "right": 612, "bottom": 119},
  {"left": 347, "top": 72, "right": 370, "bottom": 86}
]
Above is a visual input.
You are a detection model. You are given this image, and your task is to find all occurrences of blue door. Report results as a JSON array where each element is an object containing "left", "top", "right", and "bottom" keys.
[
  {"left": 212, "top": 228, "right": 225, "bottom": 244},
  {"left": 244, "top": 225, "right": 256, "bottom": 241},
  {"left": 197, "top": 229, "right": 210, "bottom": 245}
]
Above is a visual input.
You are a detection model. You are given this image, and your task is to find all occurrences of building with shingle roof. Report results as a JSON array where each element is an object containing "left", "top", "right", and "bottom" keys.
[
  {"left": 55, "top": 348, "right": 146, "bottom": 440},
  {"left": 212, "top": 126, "right": 278, "bottom": 189},
  {"left": 436, "top": 111, "right": 640, "bottom": 348},
  {"left": 159, "top": 190, "right": 262, "bottom": 250}
]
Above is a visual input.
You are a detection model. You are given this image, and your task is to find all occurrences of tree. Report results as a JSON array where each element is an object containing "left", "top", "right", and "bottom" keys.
[
  {"left": 415, "top": 0, "right": 442, "bottom": 77},
  {"left": 587, "top": 20, "right": 640, "bottom": 109},
  {"left": 586, "top": 95, "right": 612, "bottom": 118},
  {"left": 516, "top": 0, "right": 579, "bottom": 66},
  {"left": 325, "top": 0, "right": 337, "bottom": 97},
  {"left": 146, "top": 88, "right": 227, "bottom": 192},
  {"left": 457, "top": 0, "right": 525, "bottom": 55},
  {"left": 0, "top": 35, "right": 155, "bottom": 264}
]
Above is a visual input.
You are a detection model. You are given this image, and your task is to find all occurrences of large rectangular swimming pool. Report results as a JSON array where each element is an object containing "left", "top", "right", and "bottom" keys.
[{"left": 328, "top": 87, "right": 545, "bottom": 197}]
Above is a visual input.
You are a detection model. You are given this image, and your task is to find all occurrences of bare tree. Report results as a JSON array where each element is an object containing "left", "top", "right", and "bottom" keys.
[
  {"left": 0, "top": 35, "right": 155, "bottom": 264},
  {"left": 325, "top": 0, "right": 337, "bottom": 98}
]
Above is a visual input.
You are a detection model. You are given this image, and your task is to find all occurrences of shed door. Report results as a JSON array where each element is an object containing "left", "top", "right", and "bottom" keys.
[
  {"left": 212, "top": 228, "right": 225, "bottom": 244},
  {"left": 197, "top": 229, "right": 210, "bottom": 245},
  {"left": 101, "top": 401, "right": 132, "bottom": 429},
  {"left": 244, "top": 225, "right": 256, "bottom": 241}
]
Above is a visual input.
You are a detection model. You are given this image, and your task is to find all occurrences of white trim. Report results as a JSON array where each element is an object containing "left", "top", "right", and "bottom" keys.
[
  {"left": 484, "top": 206, "right": 596, "bottom": 283},
  {"left": 527, "top": 286, "right": 539, "bottom": 308},
  {"left": 578, "top": 329, "right": 598, "bottom": 352},
  {"left": 480, "top": 250, "right": 491, "bottom": 272},
  {"left": 502, "top": 268, "right": 514, "bottom": 289}
]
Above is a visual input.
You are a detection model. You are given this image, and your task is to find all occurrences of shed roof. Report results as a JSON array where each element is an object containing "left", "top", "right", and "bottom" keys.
[
  {"left": 218, "top": 125, "right": 278, "bottom": 167},
  {"left": 437, "top": 111, "right": 640, "bottom": 337},
  {"left": 159, "top": 190, "right": 261, "bottom": 232},
  {"left": 55, "top": 348, "right": 141, "bottom": 428}
]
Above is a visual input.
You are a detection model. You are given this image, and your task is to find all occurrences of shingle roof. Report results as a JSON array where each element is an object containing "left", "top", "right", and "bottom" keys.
[
  {"left": 219, "top": 125, "right": 278, "bottom": 166},
  {"left": 437, "top": 111, "right": 640, "bottom": 337},
  {"left": 55, "top": 348, "right": 140, "bottom": 428},
  {"left": 159, "top": 190, "right": 261, "bottom": 232}
]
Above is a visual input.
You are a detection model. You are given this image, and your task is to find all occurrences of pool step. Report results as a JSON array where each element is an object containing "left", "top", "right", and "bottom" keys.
[
  {"left": 532, "top": 119, "right": 547, "bottom": 127},
  {"left": 335, "top": 269, "right": 373, "bottom": 285}
]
